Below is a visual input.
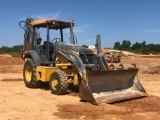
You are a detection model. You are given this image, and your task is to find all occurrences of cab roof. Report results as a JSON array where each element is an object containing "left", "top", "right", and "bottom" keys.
[{"left": 30, "top": 19, "right": 74, "bottom": 29}]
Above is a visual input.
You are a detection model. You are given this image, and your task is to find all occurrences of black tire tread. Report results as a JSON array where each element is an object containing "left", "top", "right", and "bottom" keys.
[
  {"left": 23, "top": 59, "right": 41, "bottom": 88},
  {"left": 50, "top": 70, "right": 68, "bottom": 95}
]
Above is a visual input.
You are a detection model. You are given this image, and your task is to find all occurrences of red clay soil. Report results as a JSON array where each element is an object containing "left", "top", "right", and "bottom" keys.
[
  {"left": 1, "top": 54, "right": 160, "bottom": 120},
  {"left": 0, "top": 55, "right": 23, "bottom": 65},
  {"left": 54, "top": 102, "right": 124, "bottom": 119},
  {"left": 113, "top": 95, "right": 160, "bottom": 111},
  {"left": 136, "top": 55, "right": 160, "bottom": 58},
  {"left": 54, "top": 95, "right": 160, "bottom": 119}
]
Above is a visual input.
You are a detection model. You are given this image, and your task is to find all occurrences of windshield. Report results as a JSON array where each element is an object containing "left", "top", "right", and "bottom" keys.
[{"left": 36, "top": 27, "right": 72, "bottom": 46}]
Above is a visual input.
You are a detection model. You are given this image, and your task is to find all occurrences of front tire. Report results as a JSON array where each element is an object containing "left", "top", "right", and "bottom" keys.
[
  {"left": 23, "top": 59, "right": 41, "bottom": 88},
  {"left": 49, "top": 70, "right": 68, "bottom": 95}
]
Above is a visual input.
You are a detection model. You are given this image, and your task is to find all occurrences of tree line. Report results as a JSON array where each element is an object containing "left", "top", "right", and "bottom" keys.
[
  {"left": 0, "top": 45, "right": 23, "bottom": 57},
  {"left": 113, "top": 40, "right": 160, "bottom": 54},
  {"left": 0, "top": 41, "right": 160, "bottom": 56}
]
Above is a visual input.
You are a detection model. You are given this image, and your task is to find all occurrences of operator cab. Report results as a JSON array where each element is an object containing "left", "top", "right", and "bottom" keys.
[{"left": 29, "top": 19, "right": 75, "bottom": 65}]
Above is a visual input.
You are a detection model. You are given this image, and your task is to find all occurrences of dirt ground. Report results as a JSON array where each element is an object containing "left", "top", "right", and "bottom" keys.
[{"left": 0, "top": 54, "right": 160, "bottom": 120}]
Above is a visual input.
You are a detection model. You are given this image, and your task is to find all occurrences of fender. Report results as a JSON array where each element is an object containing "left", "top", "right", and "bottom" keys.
[{"left": 24, "top": 50, "right": 41, "bottom": 66}]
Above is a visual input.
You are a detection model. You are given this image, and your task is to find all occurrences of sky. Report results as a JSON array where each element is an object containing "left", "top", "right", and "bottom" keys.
[{"left": 0, "top": 0, "right": 160, "bottom": 48}]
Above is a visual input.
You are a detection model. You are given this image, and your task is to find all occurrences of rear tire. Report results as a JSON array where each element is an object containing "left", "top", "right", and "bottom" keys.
[
  {"left": 49, "top": 70, "right": 68, "bottom": 95},
  {"left": 23, "top": 59, "right": 41, "bottom": 88}
]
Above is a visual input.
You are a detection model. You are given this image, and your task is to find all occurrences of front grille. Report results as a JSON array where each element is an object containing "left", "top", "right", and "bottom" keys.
[{"left": 80, "top": 54, "right": 95, "bottom": 64}]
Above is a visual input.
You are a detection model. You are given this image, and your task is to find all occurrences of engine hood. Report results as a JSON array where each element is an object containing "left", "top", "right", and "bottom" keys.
[{"left": 55, "top": 42, "right": 93, "bottom": 54}]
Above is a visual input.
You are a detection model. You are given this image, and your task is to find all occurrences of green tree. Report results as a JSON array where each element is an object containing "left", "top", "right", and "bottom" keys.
[
  {"left": 132, "top": 42, "right": 141, "bottom": 50},
  {"left": 142, "top": 41, "right": 146, "bottom": 47},
  {"left": 113, "top": 40, "right": 160, "bottom": 55},
  {"left": 113, "top": 42, "right": 121, "bottom": 49},
  {"left": 82, "top": 45, "right": 88, "bottom": 48},
  {"left": 121, "top": 40, "right": 131, "bottom": 50},
  {"left": 0, "top": 45, "right": 23, "bottom": 57}
]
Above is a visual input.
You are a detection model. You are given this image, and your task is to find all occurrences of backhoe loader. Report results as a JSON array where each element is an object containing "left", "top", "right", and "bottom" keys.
[{"left": 19, "top": 18, "right": 147, "bottom": 105}]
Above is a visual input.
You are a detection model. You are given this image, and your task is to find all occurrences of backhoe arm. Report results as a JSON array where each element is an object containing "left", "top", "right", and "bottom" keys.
[{"left": 19, "top": 18, "right": 41, "bottom": 59}]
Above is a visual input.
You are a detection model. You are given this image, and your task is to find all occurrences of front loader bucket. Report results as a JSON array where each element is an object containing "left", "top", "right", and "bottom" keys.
[{"left": 79, "top": 69, "right": 147, "bottom": 105}]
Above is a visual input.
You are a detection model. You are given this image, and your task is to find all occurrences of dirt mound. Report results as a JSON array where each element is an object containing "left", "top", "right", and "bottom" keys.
[
  {"left": 113, "top": 95, "right": 160, "bottom": 112},
  {"left": 113, "top": 96, "right": 160, "bottom": 119},
  {"left": 54, "top": 103, "right": 124, "bottom": 119},
  {"left": 0, "top": 57, "right": 23, "bottom": 65},
  {"left": 142, "top": 66, "right": 160, "bottom": 74},
  {"left": 137, "top": 55, "right": 160, "bottom": 58},
  {"left": 90, "top": 48, "right": 137, "bottom": 56},
  {"left": 55, "top": 95, "right": 160, "bottom": 119},
  {"left": 0, "top": 54, "right": 12, "bottom": 58},
  {"left": 0, "top": 65, "right": 23, "bottom": 73}
]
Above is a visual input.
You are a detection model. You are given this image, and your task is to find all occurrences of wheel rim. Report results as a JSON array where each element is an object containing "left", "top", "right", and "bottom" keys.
[
  {"left": 25, "top": 65, "right": 32, "bottom": 82},
  {"left": 51, "top": 77, "right": 59, "bottom": 90}
]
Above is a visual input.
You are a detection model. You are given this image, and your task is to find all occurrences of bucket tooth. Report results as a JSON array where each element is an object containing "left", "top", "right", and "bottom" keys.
[
  {"left": 117, "top": 64, "right": 124, "bottom": 70},
  {"left": 109, "top": 64, "right": 115, "bottom": 69}
]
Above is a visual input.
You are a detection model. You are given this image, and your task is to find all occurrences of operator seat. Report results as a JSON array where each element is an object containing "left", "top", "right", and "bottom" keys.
[
  {"left": 43, "top": 41, "right": 54, "bottom": 61},
  {"left": 43, "top": 41, "right": 53, "bottom": 53},
  {"left": 36, "top": 37, "right": 42, "bottom": 45}
]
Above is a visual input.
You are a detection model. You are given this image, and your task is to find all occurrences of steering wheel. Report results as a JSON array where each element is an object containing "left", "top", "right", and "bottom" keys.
[{"left": 52, "top": 38, "right": 61, "bottom": 44}]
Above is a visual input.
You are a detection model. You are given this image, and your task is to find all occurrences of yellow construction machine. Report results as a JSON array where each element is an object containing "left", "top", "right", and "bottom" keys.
[
  {"left": 19, "top": 18, "right": 147, "bottom": 105},
  {"left": 104, "top": 52, "right": 121, "bottom": 63}
]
